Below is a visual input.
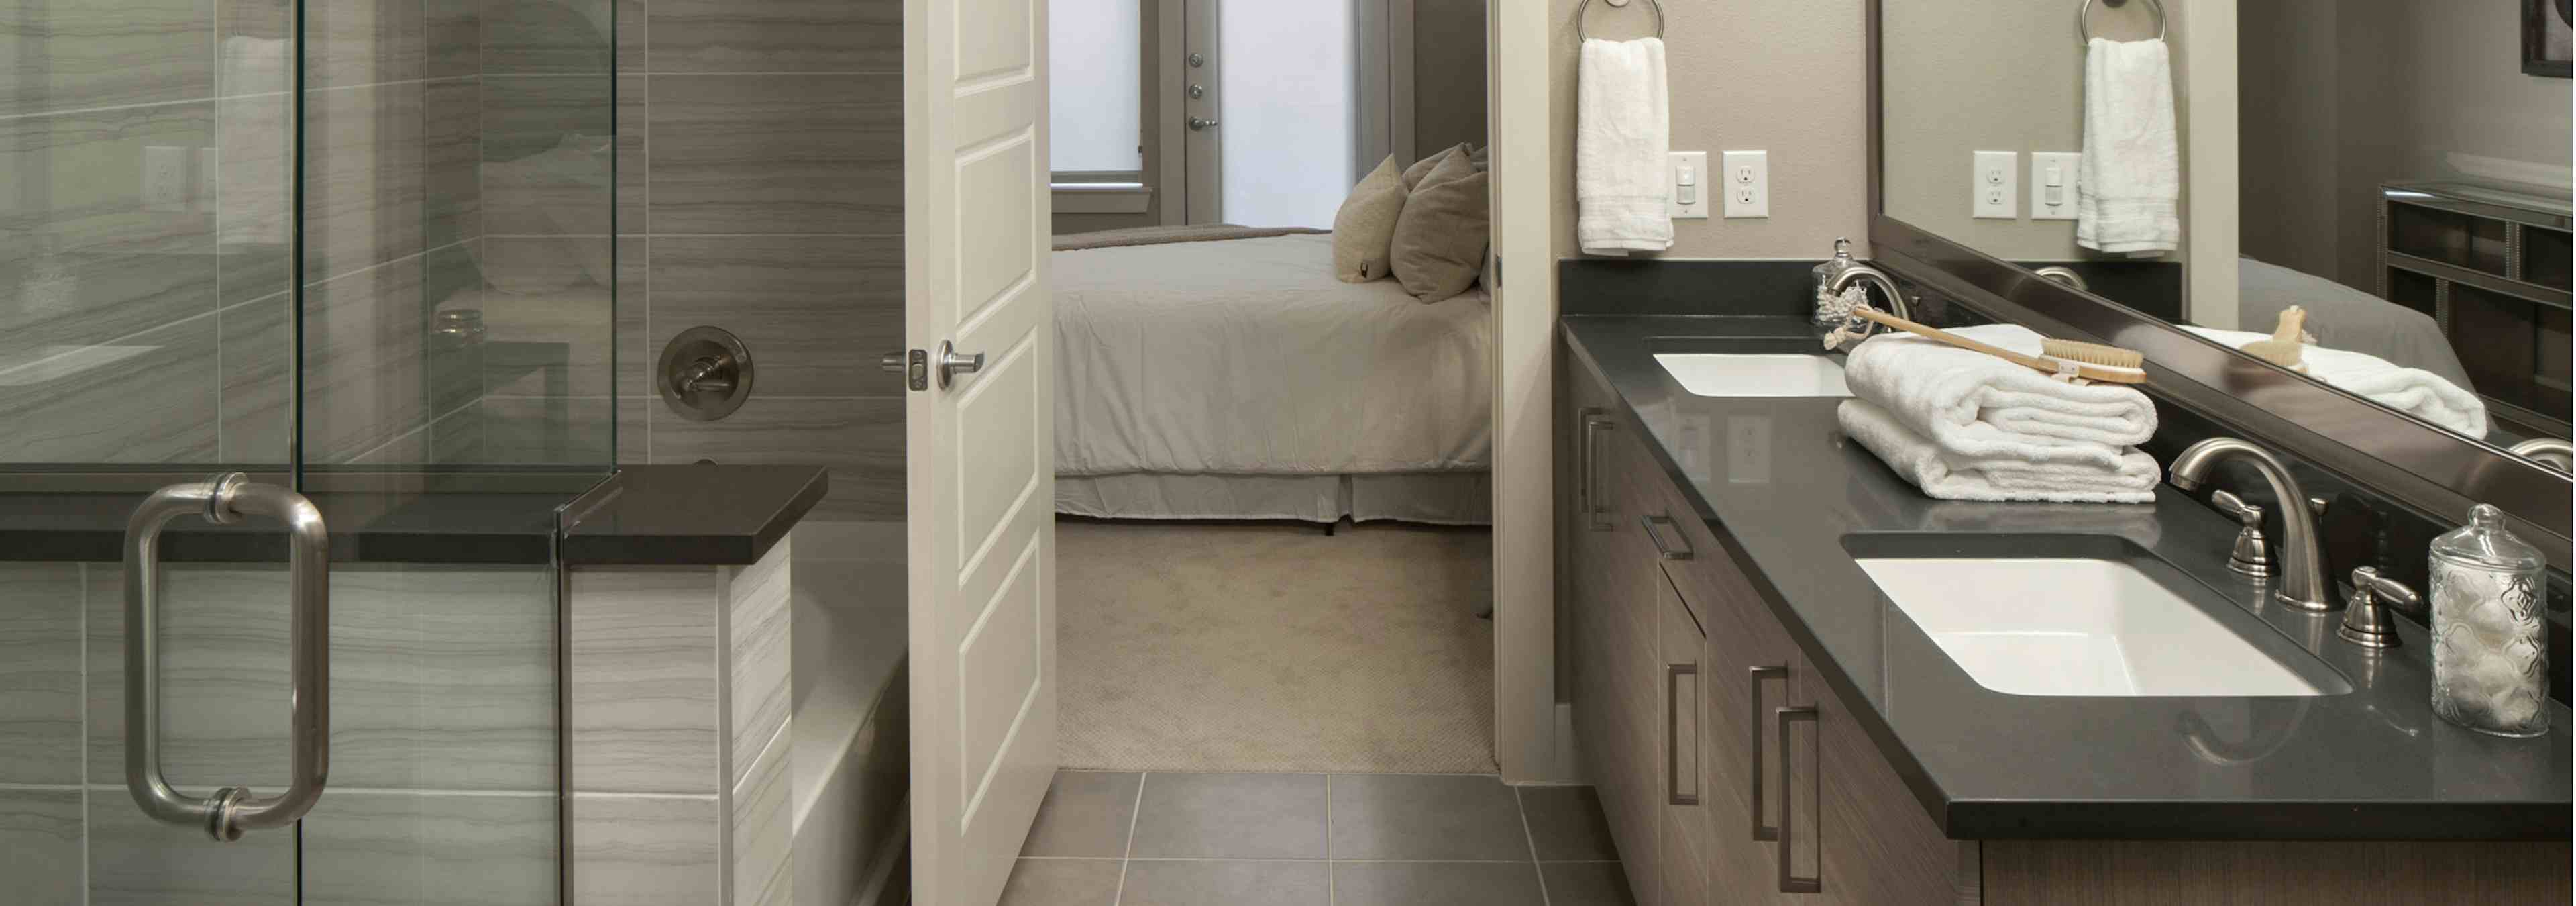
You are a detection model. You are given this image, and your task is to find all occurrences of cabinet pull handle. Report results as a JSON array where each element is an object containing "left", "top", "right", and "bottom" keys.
[
  {"left": 1667, "top": 663, "right": 1699, "bottom": 805},
  {"left": 1776, "top": 705, "right": 1822, "bottom": 895},
  {"left": 1640, "top": 515, "right": 1693, "bottom": 560},
  {"left": 1748, "top": 664, "right": 1788, "bottom": 841},
  {"left": 1576, "top": 411, "right": 1597, "bottom": 530}
]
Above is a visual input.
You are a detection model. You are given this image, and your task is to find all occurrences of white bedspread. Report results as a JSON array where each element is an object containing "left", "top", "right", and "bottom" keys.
[{"left": 1053, "top": 233, "right": 1492, "bottom": 476}]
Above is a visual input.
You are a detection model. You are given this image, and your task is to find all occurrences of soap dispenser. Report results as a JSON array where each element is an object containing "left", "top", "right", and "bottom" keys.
[
  {"left": 1812, "top": 238, "right": 1860, "bottom": 342},
  {"left": 2428, "top": 504, "right": 2548, "bottom": 738}
]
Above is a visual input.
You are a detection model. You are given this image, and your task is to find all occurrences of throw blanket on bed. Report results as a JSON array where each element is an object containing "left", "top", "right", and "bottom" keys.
[
  {"left": 1053, "top": 232, "right": 1492, "bottom": 476},
  {"left": 1053, "top": 223, "right": 1328, "bottom": 252}
]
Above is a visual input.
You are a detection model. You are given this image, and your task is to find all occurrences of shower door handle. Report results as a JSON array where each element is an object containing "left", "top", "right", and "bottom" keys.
[{"left": 125, "top": 473, "right": 330, "bottom": 842}]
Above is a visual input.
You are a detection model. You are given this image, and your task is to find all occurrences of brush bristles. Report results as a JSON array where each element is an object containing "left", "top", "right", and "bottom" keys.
[{"left": 2040, "top": 338, "right": 2145, "bottom": 370}]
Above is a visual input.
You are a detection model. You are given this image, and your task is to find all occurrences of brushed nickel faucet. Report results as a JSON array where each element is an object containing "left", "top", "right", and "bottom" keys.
[
  {"left": 2167, "top": 438, "right": 2332, "bottom": 611},
  {"left": 1825, "top": 264, "right": 1913, "bottom": 339}
]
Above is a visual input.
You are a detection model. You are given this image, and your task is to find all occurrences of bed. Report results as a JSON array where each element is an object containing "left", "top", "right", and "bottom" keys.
[{"left": 1051, "top": 227, "right": 1493, "bottom": 524}]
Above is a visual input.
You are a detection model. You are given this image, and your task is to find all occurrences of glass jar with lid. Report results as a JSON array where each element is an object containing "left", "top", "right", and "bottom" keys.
[{"left": 2428, "top": 504, "right": 2549, "bottom": 738}]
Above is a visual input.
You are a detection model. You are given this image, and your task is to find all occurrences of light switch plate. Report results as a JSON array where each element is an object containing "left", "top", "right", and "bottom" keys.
[
  {"left": 1972, "top": 150, "right": 2017, "bottom": 220},
  {"left": 1721, "top": 150, "right": 1768, "bottom": 219},
  {"left": 1668, "top": 150, "right": 1709, "bottom": 219},
  {"left": 142, "top": 145, "right": 189, "bottom": 213},
  {"left": 2029, "top": 152, "right": 2080, "bottom": 220}
]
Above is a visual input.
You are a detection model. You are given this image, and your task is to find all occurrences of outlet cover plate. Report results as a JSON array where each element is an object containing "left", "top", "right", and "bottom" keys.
[
  {"left": 1722, "top": 150, "right": 1768, "bottom": 219},
  {"left": 1972, "top": 150, "right": 2017, "bottom": 220}
]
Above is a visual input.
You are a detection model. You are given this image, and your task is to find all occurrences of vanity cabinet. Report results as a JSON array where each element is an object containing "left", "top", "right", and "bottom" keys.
[{"left": 1560, "top": 352, "right": 1966, "bottom": 905}]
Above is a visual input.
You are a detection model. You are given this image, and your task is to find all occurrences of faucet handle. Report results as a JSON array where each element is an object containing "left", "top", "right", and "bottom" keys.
[
  {"left": 2210, "top": 491, "right": 2273, "bottom": 578},
  {"left": 2338, "top": 566, "right": 2421, "bottom": 650}
]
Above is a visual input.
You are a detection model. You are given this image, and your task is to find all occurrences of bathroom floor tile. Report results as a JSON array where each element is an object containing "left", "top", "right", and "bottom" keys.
[
  {"left": 998, "top": 858, "right": 1121, "bottom": 906},
  {"left": 1332, "top": 861, "right": 1546, "bottom": 906},
  {"left": 1328, "top": 774, "right": 1529, "bottom": 861},
  {"left": 1540, "top": 861, "right": 1638, "bottom": 906},
  {"left": 1127, "top": 773, "right": 1326, "bottom": 860},
  {"left": 1519, "top": 785, "right": 1623, "bottom": 861},
  {"left": 1118, "top": 860, "right": 1328, "bottom": 906},
  {"left": 1021, "top": 771, "right": 1142, "bottom": 858}
]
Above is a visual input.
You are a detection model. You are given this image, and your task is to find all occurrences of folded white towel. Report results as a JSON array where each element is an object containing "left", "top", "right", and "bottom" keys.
[
  {"left": 1839, "top": 399, "right": 2159, "bottom": 504},
  {"left": 1842, "top": 324, "right": 2156, "bottom": 471},
  {"left": 2077, "top": 38, "right": 2180, "bottom": 256},
  {"left": 1576, "top": 38, "right": 1672, "bottom": 256},
  {"left": 2182, "top": 326, "right": 2490, "bottom": 438}
]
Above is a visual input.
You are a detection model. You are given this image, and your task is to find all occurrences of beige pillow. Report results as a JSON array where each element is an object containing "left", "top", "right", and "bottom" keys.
[
  {"left": 1331, "top": 154, "right": 1407, "bottom": 283},
  {"left": 1402, "top": 143, "right": 1470, "bottom": 190},
  {"left": 1389, "top": 150, "right": 1489, "bottom": 303}
]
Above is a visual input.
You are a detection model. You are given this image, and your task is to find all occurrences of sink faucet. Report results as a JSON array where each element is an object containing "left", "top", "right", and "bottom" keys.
[
  {"left": 2167, "top": 438, "right": 2332, "bottom": 611},
  {"left": 1825, "top": 264, "right": 1913, "bottom": 336}
]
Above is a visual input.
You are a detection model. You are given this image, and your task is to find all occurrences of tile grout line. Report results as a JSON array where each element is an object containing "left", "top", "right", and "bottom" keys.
[
  {"left": 1517, "top": 785, "right": 1554, "bottom": 906},
  {"left": 1110, "top": 771, "right": 1148, "bottom": 906},
  {"left": 1325, "top": 774, "right": 1336, "bottom": 906},
  {"left": 77, "top": 562, "right": 89, "bottom": 906}
]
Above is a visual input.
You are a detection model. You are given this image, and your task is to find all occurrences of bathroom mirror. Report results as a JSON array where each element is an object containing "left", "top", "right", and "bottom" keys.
[
  {"left": 1879, "top": 0, "right": 2572, "bottom": 468},
  {"left": 1868, "top": 0, "right": 2573, "bottom": 560}
]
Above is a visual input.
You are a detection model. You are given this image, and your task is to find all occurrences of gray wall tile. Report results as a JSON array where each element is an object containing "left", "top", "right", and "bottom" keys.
[
  {"left": 0, "top": 565, "right": 83, "bottom": 785},
  {"left": 647, "top": 236, "right": 901, "bottom": 398},
  {"left": 484, "top": 0, "right": 618, "bottom": 75},
  {"left": 217, "top": 0, "right": 292, "bottom": 97},
  {"left": 425, "top": 78, "right": 486, "bottom": 248},
  {"left": 648, "top": 0, "right": 900, "bottom": 73},
  {"left": 426, "top": 0, "right": 483, "bottom": 79},
  {"left": 0, "top": 0, "right": 213, "bottom": 117},
  {"left": 88, "top": 781, "right": 297, "bottom": 905},
  {"left": 428, "top": 240, "right": 490, "bottom": 416},
  {"left": 0, "top": 789, "right": 84, "bottom": 905},
  {"left": 218, "top": 293, "right": 294, "bottom": 464},
  {"left": 482, "top": 396, "right": 618, "bottom": 465},
  {"left": 0, "top": 314, "right": 219, "bottom": 464},
  {"left": 725, "top": 540, "right": 794, "bottom": 785},
  {"left": 293, "top": 258, "right": 433, "bottom": 463},
  {"left": 573, "top": 793, "right": 721, "bottom": 906},
  {"left": 305, "top": 82, "right": 425, "bottom": 283},
  {"left": 0, "top": 101, "right": 219, "bottom": 365},
  {"left": 84, "top": 564, "right": 558, "bottom": 793},
  {"left": 303, "top": 791, "right": 557, "bottom": 906},
  {"left": 649, "top": 396, "right": 902, "bottom": 518},
  {"left": 619, "top": 74, "right": 647, "bottom": 236},
  {"left": 730, "top": 730, "right": 795, "bottom": 906},
  {"left": 304, "top": 0, "right": 427, "bottom": 89},
  {"left": 482, "top": 75, "right": 616, "bottom": 237},
  {"left": 646, "top": 74, "right": 900, "bottom": 234},
  {"left": 480, "top": 236, "right": 616, "bottom": 396},
  {"left": 568, "top": 566, "right": 722, "bottom": 795},
  {"left": 218, "top": 93, "right": 294, "bottom": 306},
  {"left": 620, "top": 236, "right": 649, "bottom": 396},
  {"left": 619, "top": 0, "right": 648, "bottom": 72}
]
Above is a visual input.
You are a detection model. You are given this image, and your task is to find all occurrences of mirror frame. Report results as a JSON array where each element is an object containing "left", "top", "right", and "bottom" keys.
[{"left": 1860, "top": 0, "right": 2573, "bottom": 570}]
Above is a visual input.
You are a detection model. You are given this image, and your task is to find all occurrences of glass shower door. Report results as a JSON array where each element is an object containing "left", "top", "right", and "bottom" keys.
[{"left": 1, "top": 0, "right": 616, "bottom": 900}]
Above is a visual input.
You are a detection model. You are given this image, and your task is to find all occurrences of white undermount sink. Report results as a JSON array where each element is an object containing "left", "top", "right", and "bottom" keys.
[
  {"left": 1654, "top": 354, "right": 1851, "bottom": 398},
  {"left": 1854, "top": 557, "right": 2345, "bottom": 697}
]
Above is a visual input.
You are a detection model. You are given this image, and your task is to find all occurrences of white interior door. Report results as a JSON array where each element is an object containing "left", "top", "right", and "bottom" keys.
[{"left": 904, "top": 0, "right": 1059, "bottom": 901}]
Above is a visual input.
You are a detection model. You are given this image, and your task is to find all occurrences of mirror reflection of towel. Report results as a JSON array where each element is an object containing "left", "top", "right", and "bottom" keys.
[{"left": 2077, "top": 38, "right": 2180, "bottom": 256}]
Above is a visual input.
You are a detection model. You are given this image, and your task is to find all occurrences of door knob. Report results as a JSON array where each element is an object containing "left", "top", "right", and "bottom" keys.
[
  {"left": 936, "top": 340, "right": 983, "bottom": 389},
  {"left": 1188, "top": 117, "right": 1219, "bottom": 131},
  {"left": 1187, "top": 52, "right": 1205, "bottom": 67}
]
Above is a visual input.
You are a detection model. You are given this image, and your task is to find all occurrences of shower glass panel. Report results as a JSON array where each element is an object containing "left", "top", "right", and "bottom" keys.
[{"left": 1, "top": 0, "right": 616, "bottom": 900}]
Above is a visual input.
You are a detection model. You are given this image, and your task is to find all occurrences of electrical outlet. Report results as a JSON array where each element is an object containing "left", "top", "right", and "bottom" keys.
[
  {"left": 1668, "top": 150, "right": 1709, "bottom": 219},
  {"left": 2029, "top": 152, "right": 2080, "bottom": 220},
  {"left": 1972, "top": 150, "right": 2018, "bottom": 219},
  {"left": 143, "top": 146, "right": 189, "bottom": 213},
  {"left": 1721, "top": 150, "right": 1768, "bottom": 219}
]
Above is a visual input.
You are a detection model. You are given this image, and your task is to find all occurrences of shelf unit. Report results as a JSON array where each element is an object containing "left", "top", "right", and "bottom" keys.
[{"left": 2378, "top": 179, "right": 2574, "bottom": 439}]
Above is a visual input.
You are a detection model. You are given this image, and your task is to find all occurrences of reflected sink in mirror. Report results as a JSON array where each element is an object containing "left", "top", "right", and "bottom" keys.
[
  {"left": 1654, "top": 353, "right": 1850, "bottom": 397},
  {"left": 1847, "top": 535, "right": 2353, "bottom": 697}
]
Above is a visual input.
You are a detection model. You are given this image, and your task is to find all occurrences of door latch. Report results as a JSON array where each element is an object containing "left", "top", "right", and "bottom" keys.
[{"left": 881, "top": 348, "right": 929, "bottom": 391}]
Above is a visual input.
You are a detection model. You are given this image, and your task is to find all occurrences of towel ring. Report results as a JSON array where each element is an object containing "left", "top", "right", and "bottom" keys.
[
  {"left": 1575, "top": 0, "right": 1664, "bottom": 42},
  {"left": 2078, "top": 0, "right": 2165, "bottom": 44}
]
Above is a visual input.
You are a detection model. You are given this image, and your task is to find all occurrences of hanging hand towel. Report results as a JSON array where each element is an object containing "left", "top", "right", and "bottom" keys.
[
  {"left": 2076, "top": 38, "right": 2180, "bottom": 256},
  {"left": 1576, "top": 38, "right": 1672, "bottom": 256},
  {"left": 1839, "top": 399, "right": 2159, "bottom": 504}
]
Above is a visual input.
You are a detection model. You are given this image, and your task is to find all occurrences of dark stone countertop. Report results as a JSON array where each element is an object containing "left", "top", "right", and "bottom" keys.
[
  {"left": 0, "top": 464, "right": 826, "bottom": 567},
  {"left": 1563, "top": 314, "right": 2572, "bottom": 841}
]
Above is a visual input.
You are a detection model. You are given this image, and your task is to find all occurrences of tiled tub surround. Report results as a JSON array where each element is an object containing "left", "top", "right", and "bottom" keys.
[
  {"left": 570, "top": 522, "right": 911, "bottom": 906},
  {"left": 0, "top": 560, "right": 559, "bottom": 905},
  {"left": 0, "top": 0, "right": 623, "bottom": 468}
]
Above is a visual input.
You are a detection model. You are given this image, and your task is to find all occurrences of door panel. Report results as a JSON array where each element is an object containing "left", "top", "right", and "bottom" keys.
[{"left": 907, "top": 0, "right": 1059, "bottom": 899}]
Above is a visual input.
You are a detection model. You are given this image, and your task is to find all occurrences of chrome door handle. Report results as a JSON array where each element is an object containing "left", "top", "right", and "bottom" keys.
[
  {"left": 125, "top": 473, "right": 330, "bottom": 842},
  {"left": 1748, "top": 664, "right": 1787, "bottom": 841},
  {"left": 936, "top": 341, "right": 984, "bottom": 389},
  {"left": 1667, "top": 662, "right": 1699, "bottom": 806},
  {"left": 1187, "top": 117, "right": 1220, "bottom": 131},
  {"left": 1776, "top": 705, "right": 1821, "bottom": 894}
]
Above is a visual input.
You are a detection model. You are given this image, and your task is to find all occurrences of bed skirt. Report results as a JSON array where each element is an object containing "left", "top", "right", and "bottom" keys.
[{"left": 1055, "top": 472, "right": 1491, "bottom": 525}]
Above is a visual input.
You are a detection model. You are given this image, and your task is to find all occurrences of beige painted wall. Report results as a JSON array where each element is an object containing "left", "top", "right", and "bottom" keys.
[
  {"left": 1547, "top": 0, "right": 1868, "bottom": 259},
  {"left": 2241, "top": 0, "right": 2573, "bottom": 293},
  {"left": 1881, "top": 0, "right": 2190, "bottom": 263},
  {"left": 1415, "top": 0, "right": 1491, "bottom": 160}
]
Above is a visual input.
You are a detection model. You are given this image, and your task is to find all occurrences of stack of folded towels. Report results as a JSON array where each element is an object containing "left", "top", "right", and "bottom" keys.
[{"left": 1836, "top": 324, "right": 2160, "bottom": 504}]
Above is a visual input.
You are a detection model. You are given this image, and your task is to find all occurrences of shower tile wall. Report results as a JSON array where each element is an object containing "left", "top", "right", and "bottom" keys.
[
  {"left": 0, "top": 561, "right": 559, "bottom": 904},
  {"left": 604, "top": 0, "right": 907, "bottom": 519}
]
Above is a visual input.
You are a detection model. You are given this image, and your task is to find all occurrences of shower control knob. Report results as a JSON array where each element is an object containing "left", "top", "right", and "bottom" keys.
[{"left": 1187, "top": 117, "right": 1219, "bottom": 132}]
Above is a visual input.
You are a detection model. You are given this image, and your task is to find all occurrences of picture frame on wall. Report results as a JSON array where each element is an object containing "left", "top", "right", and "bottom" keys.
[{"left": 2527, "top": 0, "right": 2572, "bottom": 78}]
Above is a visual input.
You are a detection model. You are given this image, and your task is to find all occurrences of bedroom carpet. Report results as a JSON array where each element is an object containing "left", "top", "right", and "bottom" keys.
[{"left": 1056, "top": 519, "right": 1497, "bottom": 774}]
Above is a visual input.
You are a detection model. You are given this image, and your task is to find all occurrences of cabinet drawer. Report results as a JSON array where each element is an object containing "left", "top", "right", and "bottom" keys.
[{"left": 1658, "top": 572, "right": 1716, "bottom": 899}]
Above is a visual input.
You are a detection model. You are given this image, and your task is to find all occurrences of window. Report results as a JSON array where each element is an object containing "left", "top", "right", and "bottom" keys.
[
  {"left": 1049, "top": 0, "right": 1144, "bottom": 183},
  {"left": 1216, "top": 1, "right": 1356, "bottom": 228}
]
